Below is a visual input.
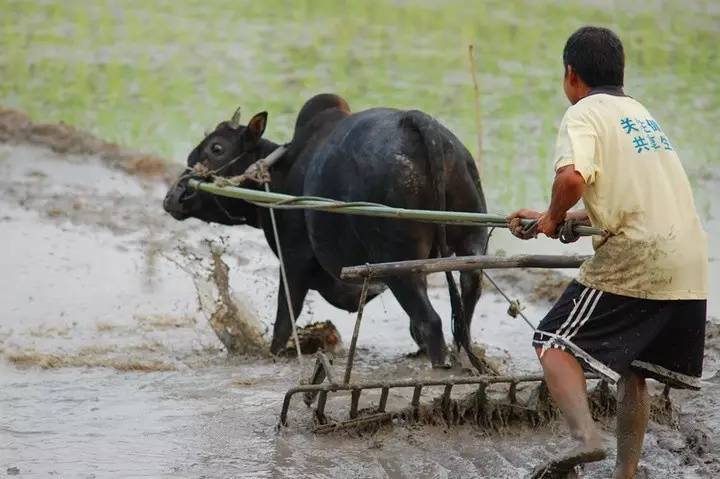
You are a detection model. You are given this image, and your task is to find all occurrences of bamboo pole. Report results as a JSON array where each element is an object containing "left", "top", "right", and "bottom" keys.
[
  {"left": 187, "top": 179, "right": 605, "bottom": 237},
  {"left": 468, "top": 44, "right": 483, "bottom": 178},
  {"left": 340, "top": 254, "right": 589, "bottom": 280}
]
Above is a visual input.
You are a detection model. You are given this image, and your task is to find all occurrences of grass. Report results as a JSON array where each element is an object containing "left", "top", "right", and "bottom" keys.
[{"left": 1, "top": 0, "right": 718, "bottom": 210}]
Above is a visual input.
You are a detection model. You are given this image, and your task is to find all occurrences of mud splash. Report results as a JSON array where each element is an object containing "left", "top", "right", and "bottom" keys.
[
  {"left": 167, "top": 240, "right": 269, "bottom": 356},
  {"left": 167, "top": 237, "right": 344, "bottom": 358}
]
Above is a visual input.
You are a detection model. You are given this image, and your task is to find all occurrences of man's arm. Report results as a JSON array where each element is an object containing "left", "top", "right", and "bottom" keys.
[
  {"left": 508, "top": 165, "right": 586, "bottom": 239},
  {"left": 537, "top": 165, "right": 586, "bottom": 236},
  {"left": 565, "top": 209, "right": 589, "bottom": 222}
]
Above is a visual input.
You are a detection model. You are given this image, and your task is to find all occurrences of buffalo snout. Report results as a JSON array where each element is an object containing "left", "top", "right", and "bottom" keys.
[{"left": 163, "top": 177, "right": 196, "bottom": 220}]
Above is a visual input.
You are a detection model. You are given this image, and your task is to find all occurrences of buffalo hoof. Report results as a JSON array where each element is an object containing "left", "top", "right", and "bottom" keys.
[
  {"left": 407, "top": 348, "right": 450, "bottom": 368},
  {"left": 428, "top": 344, "right": 450, "bottom": 369},
  {"left": 405, "top": 348, "right": 426, "bottom": 359},
  {"left": 450, "top": 347, "right": 499, "bottom": 376},
  {"left": 269, "top": 338, "right": 286, "bottom": 356},
  {"left": 431, "top": 359, "right": 452, "bottom": 369}
]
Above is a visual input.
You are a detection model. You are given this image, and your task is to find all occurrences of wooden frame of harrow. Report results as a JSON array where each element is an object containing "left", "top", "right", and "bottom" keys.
[{"left": 278, "top": 254, "right": 595, "bottom": 431}]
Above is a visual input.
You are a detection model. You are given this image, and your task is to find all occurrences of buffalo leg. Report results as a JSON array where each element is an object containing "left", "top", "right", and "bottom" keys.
[
  {"left": 385, "top": 275, "right": 449, "bottom": 368},
  {"left": 270, "top": 269, "right": 310, "bottom": 355},
  {"left": 446, "top": 154, "right": 489, "bottom": 339},
  {"left": 460, "top": 271, "right": 481, "bottom": 335},
  {"left": 458, "top": 246, "right": 483, "bottom": 336},
  {"left": 449, "top": 234, "right": 487, "bottom": 348}
]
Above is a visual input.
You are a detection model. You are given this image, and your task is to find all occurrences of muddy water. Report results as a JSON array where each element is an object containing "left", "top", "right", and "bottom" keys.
[{"left": 1, "top": 142, "right": 719, "bottom": 478}]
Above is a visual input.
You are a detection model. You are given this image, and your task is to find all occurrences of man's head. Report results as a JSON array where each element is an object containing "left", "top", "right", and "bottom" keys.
[{"left": 562, "top": 26, "right": 625, "bottom": 104}]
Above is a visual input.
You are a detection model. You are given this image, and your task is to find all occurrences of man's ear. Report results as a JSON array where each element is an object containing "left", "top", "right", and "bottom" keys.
[
  {"left": 245, "top": 112, "right": 268, "bottom": 141},
  {"left": 566, "top": 65, "right": 580, "bottom": 86}
]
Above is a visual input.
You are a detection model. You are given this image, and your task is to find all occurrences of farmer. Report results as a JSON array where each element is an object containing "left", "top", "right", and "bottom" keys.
[{"left": 509, "top": 26, "right": 708, "bottom": 478}]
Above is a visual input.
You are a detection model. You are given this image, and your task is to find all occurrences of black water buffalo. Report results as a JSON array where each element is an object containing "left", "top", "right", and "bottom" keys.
[{"left": 164, "top": 94, "right": 488, "bottom": 368}]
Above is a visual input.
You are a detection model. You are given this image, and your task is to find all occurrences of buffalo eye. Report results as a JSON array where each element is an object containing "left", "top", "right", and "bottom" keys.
[{"left": 210, "top": 143, "right": 224, "bottom": 156}]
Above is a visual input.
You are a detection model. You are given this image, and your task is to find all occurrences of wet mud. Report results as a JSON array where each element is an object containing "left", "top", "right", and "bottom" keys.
[{"left": 1, "top": 115, "right": 719, "bottom": 477}]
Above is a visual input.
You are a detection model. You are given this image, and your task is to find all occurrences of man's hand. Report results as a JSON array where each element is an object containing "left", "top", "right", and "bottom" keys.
[
  {"left": 536, "top": 213, "right": 562, "bottom": 238},
  {"left": 508, "top": 209, "right": 564, "bottom": 239},
  {"left": 507, "top": 209, "right": 543, "bottom": 240}
]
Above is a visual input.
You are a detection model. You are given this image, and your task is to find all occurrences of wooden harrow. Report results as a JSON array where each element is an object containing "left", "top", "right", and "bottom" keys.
[{"left": 278, "top": 254, "right": 607, "bottom": 431}]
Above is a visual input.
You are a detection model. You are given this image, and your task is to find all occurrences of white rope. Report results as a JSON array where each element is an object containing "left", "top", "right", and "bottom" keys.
[
  {"left": 254, "top": 146, "right": 303, "bottom": 365},
  {"left": 483, "top": 271, "right": 618, "bottom": 383},
  {"left": 266, "top": 182, "right": 304, "bottom": 365}
]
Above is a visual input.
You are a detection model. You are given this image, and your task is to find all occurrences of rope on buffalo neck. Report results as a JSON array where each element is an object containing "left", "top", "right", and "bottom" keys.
[{"left": 193, "top": 145, "right": 288, "bottom": 187}]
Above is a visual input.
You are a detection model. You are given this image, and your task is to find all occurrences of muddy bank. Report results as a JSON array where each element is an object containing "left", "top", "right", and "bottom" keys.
[
  {"left": 0, "top": 107, "right": 171, "bottom": 180},
  {"left": 1, "top": 116, "right": 719, "bottom": 478}
]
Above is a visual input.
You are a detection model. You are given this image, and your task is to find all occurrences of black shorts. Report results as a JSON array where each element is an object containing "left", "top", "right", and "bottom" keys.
[{"left": 532, "top": 280, "right": 706, "bottom": 389}]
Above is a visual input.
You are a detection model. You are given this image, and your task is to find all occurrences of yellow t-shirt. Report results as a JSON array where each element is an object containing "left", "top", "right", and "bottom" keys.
[{"left": 554, "top": 93, "right": 708, "bottom": 300}]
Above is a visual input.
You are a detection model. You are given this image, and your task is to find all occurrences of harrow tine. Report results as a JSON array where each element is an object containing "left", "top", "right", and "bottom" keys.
[
  {"left": 474, "top": 382, "right": 488, "bottom": 425},
  {"left": 441, "top": 384, "right": 453, "bottom": 420},
  {"left": 349, "top": 389, "right": 362, "bottom": 419},
  {"left": 377, "top": 387, "right": 389, "bottom": 413},
  {"left": 411, "top": 385, "right": 423, "bottom": 419},
  {"left": 315, "top": 390, "right": 328, "bottom": 424},
  {"left": 304, "top": 352, "right": 335, "bottom": 406},
  {"left": 280, "top": 391, "right": 293, "bottom": 426},
  {"left": 508, "top": 381, "right": 518, "bottom": 404}
]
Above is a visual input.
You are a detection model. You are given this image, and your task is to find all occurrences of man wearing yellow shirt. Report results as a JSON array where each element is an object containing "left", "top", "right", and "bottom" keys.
[{"left": 509, "top": 26, "right": 708, "bottom": 478}]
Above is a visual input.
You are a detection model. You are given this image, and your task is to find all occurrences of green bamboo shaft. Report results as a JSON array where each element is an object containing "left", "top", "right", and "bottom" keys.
[{"left": 187, "top": 179, "right": 605, "bottom": 236}]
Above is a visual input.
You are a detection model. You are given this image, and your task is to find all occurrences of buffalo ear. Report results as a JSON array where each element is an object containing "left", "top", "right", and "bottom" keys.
[{"left": 245, "top": 111, "right": 268, "bottom": 141}]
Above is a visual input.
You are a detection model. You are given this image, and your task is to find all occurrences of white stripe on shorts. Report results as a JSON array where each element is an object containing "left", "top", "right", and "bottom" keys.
[
  {"left": 565, "top": 290, "right": 604, "bottom": 340},
  {"left": 555, "top": 286, "right": 590, "bottom": 337},
  {"left": 559, "top": 288, "right": 598, "bottom": 338}
]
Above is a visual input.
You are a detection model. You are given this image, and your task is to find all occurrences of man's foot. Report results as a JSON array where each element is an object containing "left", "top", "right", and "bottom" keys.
[{"left": 526, "top": 442, "right": 607, "bottom": 479}]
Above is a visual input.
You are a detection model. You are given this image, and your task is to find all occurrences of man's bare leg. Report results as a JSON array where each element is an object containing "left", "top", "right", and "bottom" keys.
[
  {"left": 529, "top": 347, "right": 606, "bottom": 477},
  {"left": 613, "top": 370, "right": 649, "bottom": 479}
]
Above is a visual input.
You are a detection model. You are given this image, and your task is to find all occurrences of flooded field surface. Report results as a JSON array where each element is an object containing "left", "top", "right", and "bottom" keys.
[
  {"left": 0, "top": 120, "right": 718, "bottom": 478},
  {"left": 1, "top": 1, "right": 719, "bottom": 477}
]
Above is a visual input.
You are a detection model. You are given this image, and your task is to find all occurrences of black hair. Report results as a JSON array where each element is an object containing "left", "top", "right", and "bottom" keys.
[{"left": 563, "top": 26, "right": 625, "bottom": 87}]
